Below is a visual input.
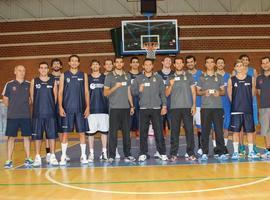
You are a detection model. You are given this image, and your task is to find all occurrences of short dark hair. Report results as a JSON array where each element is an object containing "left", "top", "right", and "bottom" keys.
[
  {"left": 174, "top": 57, "right": 184, "bottom": 64},
  {"left": 39, "top": 61, "right": 49, "bottom": 68},
  {"left": 143, "top": 58, "right": 154, "bottom": 65},
  {"left": 69, "top": 54, "right": 80, "bottom": 62},
  {"left": 91, "top": 59, "right": 100, "bottom": 65},
  {"left": 185, "top": 55, "right": 196, "bottom": 62},
  {"left": 114, "top": 56, "right": 124, "bottom": 63},
  {"left": 162, "top": 56, "right": 172, "bottom": 62},
  {"left": 234, "top": 59, "right": 243, "bottom": 67},
  {"left": 216, "top": 57, "right": 225, "bottom": 63},
  {"left": 205, "top": 56, "right": 215, "bottom": 63},
  {"left": 51, "top": 58, "right": 63, "bottom": 66},
  {"left": 130, "top": 56, "right": 139, "bottom": 63},
  {"left": 261, "top": 56, "right": 270, "bottom": 63},
  {"left": 104, "top": 58, "right": 113, "bottom": 64},
  {"left": 239, "top": 54, "right": 250, "bottom": 60}
]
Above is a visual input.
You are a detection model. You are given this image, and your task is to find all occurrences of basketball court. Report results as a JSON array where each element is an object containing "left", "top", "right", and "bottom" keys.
[{"left": 1, "top": 0, "right": 270, "bottom": 199}]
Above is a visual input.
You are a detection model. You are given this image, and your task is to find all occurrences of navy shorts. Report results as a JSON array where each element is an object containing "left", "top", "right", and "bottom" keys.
[
  {"left": 32, "top": 118, "right": 58, "bottom": 140},
  {"left": 229, "top": 113, "right": 255, "bottom": 133},
  {"left": 56, "top": 114, "right": 63, "bottom": 133},
  {"left": 6, "top": 118, "right": 32, "bottom": 137},
  {"left": 61, "top": 113, "right": 89, "bottom": 133}
]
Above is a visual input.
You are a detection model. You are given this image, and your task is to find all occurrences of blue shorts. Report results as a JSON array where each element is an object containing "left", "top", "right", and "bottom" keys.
[
  {"left": 61, "top": 113, "right": 89, "bottom": 133},
  {"left": 5, "top": 118, "right": 32, "bottom": 137},
  {"left": 32, "top": 118, "right": 58, "bottom": 140},
  {"left": 253, "top": 96, "right": 259, "bottom": 126},
  {"left": 56, "top": 114, "right": 63, "bottom": 133},
  {"left": 229, "top": 113, "right": 255, "bottom": 133}
]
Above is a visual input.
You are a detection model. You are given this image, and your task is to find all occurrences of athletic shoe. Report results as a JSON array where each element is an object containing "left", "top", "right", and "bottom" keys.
[
  {"left": 138, "top": 154, "right": 147, "bottom": 162},
  {"left": 154, "top": 151, "right": 161, "bottom": 159},
  {"left": 224, "top": 146, "right": 229, "bottom": 156},
  {"left": 184, "top": 153, "right": 189, "bottom": 158},
  {"left": 253, "top": 145, "right": 261, "bottom": 156},
  {"left": 124, "top": 156, "right": 136, "bottom": 162},
  {"left": 108, "top": 158, "right": 115, "bottom": 162},
  {"left": 197, "top": 148, "right": 203, "bottom": 156},
  {"left": 59, "top": 155, "right": 67, "bottom": 166},
  {"left": 65, "top": 155, "right": 71, "bottom": 162},
  {"left": 261, "top": 149, "right": 270, "bottom": 159},
  {"left": 46, "top": 153, "right": 51, "bottom": 164},
  {"left": 115, "top": 150, "right": 121, "bottom": 159},
  {"left": 186, "top": 155, "right": 197, "bottom": 161},
  {"left": 99, "top": 152, "right": 108, "bottom": 161},
  {"left": 80, "top": 155, "right": 88, "bottom": 164},
  {"left": 169, "top": 155, "right": 178, "bottom": 162},
  {"left": 88, "top": 153, "right": 94, "bottom": 163},
  {"left": 160, "top": 155, "right": 168, "bottom": 161},
  {"left": 218, "top": 154, "right": 228, "bottom": 160},
  {"left": 4, "top": 160, "right": 13, "bottom": 169},
  {"left": 49, "top": 154, "right": 59, "bottom": 166},
  {"left": 248, "top": 151, "right": 260, "bottom": 159},
  {"left": 231, "top": 152, "right": 239, "bottom": 160},
  {"left": 201, "top": 154, "right": 208, "bottom": 161},
  {"left": 33, "top": 155, "right": 42, "bottom": 167},
  {"left": 239, "top": 145, "right": 246, "bottom": 156},
  {"left": 24, "top": 158, "right": 34, "bottom": 166}
]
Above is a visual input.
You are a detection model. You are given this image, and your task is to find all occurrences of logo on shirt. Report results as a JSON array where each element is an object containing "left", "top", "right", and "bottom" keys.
[
  {"left": 78, "top": 78, "right": 83, "bottom": 81},
  {"left": 47, "top": 85, "right": 53, "bottom": 88},
  {"left": 12, "top": 86, "right": 16, "bottom": 91},
  {"left": 66, "top": 78, "right": 70, "bottom": 83},
  {"left": 90, "top": 83, "right": 104, "bottom": 89},
  {"left": 259, "top": 80, "right": 263, "bottom": 85},
  {"left": 35, "top": 84, "right": 41, "bottom": 89},
  {"left": 244, "top": 83, "right": 251, "bottom": 86},
  {"left": 234, "top": 82, "right": 238, "bottom": 87}
]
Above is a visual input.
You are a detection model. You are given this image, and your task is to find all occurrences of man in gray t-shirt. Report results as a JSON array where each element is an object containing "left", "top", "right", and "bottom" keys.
[
  {"left": 166, "top": 57, "right": 196, "bottom": 161},
  {"left": 196, "top": 57, "right": 226, "bottom": 160},
  {"left": 104, "top": 57, "right": 135, "bottom": 162},
  {"left": 2, "top": 65, "right": 33, "bottom": 169}
]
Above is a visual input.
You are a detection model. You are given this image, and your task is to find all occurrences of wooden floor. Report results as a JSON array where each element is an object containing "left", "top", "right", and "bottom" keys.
[{"left": 1, "top": 134, "right": 270, "bottom": 200}]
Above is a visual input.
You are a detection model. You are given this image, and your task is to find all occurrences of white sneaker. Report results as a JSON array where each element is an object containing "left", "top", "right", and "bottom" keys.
[
  {"left": 81, "top": 155, "right": 88, "bottom": 164},
  {"left": 197, "top": 148, "right": 203, "bottom": 156},
  {"left": 115, "top": 150, "right": 121, "bottom": 159},
  {"left": 138, "top": 154, "right": 147, "bottom": 162},
  {"left": 99, "top": 152, "right": 108, "bottom": 161},
  {"left": 160, "top": 155, "right": 168, "bottom": 161},
  {"left": 59, "top": 155, "right": 67, "bottom": 166},
  {"left": 46, "top": 153, "right": 51, "bottom": 164},
  {"left": 184, "top": 153, "right": 189, "bottom": 158},
  {"left": 49, "top": 154, "right": 59, "bottom": 166},
  {"left": 65, "top": 155, "right": 71, "bottom": 162},
  {"left": 88, "top": 153, "right": 94, "bottom": 163},
  {"left": 33, "top": 155, "right": 42, "bottom": 167},
  {"left": 154, "top": 151, "right": 161, "bottom": 159},
  {"left": 124, "top": 156, "right": 136, "bottom": 162}
]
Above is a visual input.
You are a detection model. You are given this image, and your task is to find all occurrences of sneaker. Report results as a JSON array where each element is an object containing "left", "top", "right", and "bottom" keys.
[
  {"left": 49, "top": 154, "right": 59, "bottom": 166},
  {"left": 186, "top": 155, "right": 197, "bottom": 161},
  {"left": 169, "top": 155, "right": 178, "bottom": 162},
  {"left": 154, "top": 151, "right": 161, "bottom": 159},
  {"left": 115, "top": 150, "right": 121, "bottom": 160},
  {"left": 201, "top": 154, "right": 208, "bottom": 161},
  {"left": 160, "top": 155, "right": 168, "bottom": 161},
  {"left": 138, "top": 154, "right": 147, "bottom": 162},
  {"left": 88, "top": 153, "right": 94, "bottom": 163},
  {"left": 59, "top": 155, "right": 67, "bottom": 166},
  {"left": 24, "top": 158, "right": 34, "bottom": 166},
  {"left": 124, "top": 156, "right": 136, "bottom": 162},
  {"left": 33, "top": 155, "right": 42, "bottom": 167},
  {"left": 248, "top": 151, "right": 260, "bottom": 159},
  {"left": 108, "top": 158, "right": 115, "bottom": 162},
  {"left": 46, "top": 153, "right": 51, "bottom": 164},
  {"left": 253, "top": 145, "right": 261, "bottom": 156},
  {"left": 231, "top": 152, "right": 239, "bottom": 160},
  {"left": 239, "top": 145, "right": 246, "bottom": 156},
  {"left": 65, "top": 155, "right": 71, "bottom": 162},
  {"left": 261, "top": 149, "right": 270, "bottom": 159},
  {"left": 184, "top": 153, "right": 189, "bottom": 158},
  {"left": 218, "top": 154, "right": 228, "bottom": 160},
  {"left": 197, "top": 148, "right": 203, "bottom": 156},
  {"left": 99, "top": 152, "right": 108, "bottom": 161},
  {"left": 4, "top": 160, "right": 13, "bottom": 169},
  {"left": 224, "top": 146, "right": 229, "bottom": 156},
  {"left": 80, "top": 155, "right": 88, "bottom": 164}
]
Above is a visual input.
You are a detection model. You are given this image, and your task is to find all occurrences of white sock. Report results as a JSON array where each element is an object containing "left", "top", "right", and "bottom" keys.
[
  {"left": 61, "top": 143, "right": 68, "bottom": 158},
  {"left": 233, "top": 142, "right": 239, "bottom": 153},
  {"left": 224, "top": 138, "right": 228, "bottom": 146},
  {"left": 212, "top": 140, "right": 216, "bottom": 147},
  {"left": 116, "top": 148, "right": 119, "bottom": 154},
  {"left": 248, "top": 144, "right": 253, "bottom": 154},
  {"left": 80, "top": 143, "right": 86, "bottom": 157},
  {"left": 102, "top": 148, "right": 107, "bottom": 153},
  {"left": 90, "top": 148, "right": 94, "bottom": 154}
]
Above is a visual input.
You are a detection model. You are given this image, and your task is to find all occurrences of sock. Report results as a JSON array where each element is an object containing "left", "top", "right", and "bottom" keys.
[
  {"left": 61, "top": 143, "right": 68, "bottom": 158},
  {"left": 224, "top": 138, "right": 228, "bottom": 146},
  {"left": 102, "top": 148, "right": 107, "bottom": 153},
  {"left": 233, "top": 142, "right": 239, "bottom": 153},
  {"left": 90, "top": 148, "right": 94, "bottom": 154},
  {"left": 80, "top": 143, "right": 86, "bottom": 157},
  {"left": 248, "top": 144, "right": 253, "bottom": 154},
  {"left": 198, "top": 131, "right": 201, "bottom": 148},
  {"left": 212, "top": 140, "right": 216, "bottom": 147},
  {"left": 46, "top": 148, "right": 50, "bottom": 154},
  {"left": 116, "top": 148, "right": 119, "bottom": 154}
]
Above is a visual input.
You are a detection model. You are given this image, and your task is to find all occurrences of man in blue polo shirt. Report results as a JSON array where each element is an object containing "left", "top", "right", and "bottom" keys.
[{"left": 2, "top": 65, "right": 33, "bottom": 168}]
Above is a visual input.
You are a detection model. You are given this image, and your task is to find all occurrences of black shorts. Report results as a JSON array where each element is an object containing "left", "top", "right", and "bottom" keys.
[
  {"left": 5, "top": 118, "right": 32, "bottom": 137},
  {"left": 32, "top": 118, "right": 58, "bottom": 140},
  {"left": 61, "top": 113, "right": 89, "bottom": 133},
  {"left": 229, "top": 113, "right": 255, "bottom": 133}
]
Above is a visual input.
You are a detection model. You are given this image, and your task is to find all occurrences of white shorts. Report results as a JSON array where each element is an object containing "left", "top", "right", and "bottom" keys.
[
  {"left": 86, "top": 114, "right": 109, "bottom": 135},
  {"left": 193, "top": 107, "right": 201, "bottom": 128}
]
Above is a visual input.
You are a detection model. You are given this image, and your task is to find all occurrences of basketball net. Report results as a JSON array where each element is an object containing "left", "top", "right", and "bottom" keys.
[{"left": 143, "top": 42, "right": 158, "bottom": 60}]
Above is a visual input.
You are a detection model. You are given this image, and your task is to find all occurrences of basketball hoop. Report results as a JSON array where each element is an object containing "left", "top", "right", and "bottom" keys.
[{"left": 143, "top": 42, "right": 159, "bottom": 60}]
